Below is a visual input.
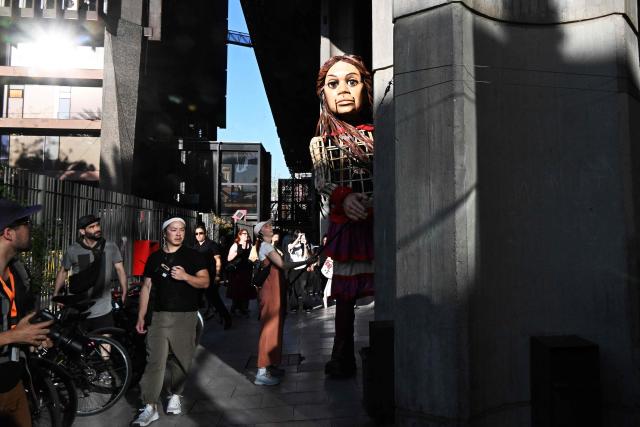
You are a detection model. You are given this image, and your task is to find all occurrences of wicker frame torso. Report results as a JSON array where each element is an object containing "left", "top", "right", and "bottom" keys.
[{"left": 309, "top": 130, "right": 374, "bottom": 199}]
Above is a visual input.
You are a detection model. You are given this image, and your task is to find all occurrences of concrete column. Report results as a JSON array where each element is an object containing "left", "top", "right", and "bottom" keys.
[
  {"left": 100, "top": 0, "right": 144, "bottom": 193},
  {"left": 392, "top": 0, "right": 640, "bottom": 425},
  {"left": 394, "top": 3, "right": 476, "bottom": 424},
  {"left": 373, "top": 0, "right": 395, "bottom": 321}
]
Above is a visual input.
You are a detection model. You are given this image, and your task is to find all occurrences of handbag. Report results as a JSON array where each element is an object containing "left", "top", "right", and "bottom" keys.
[
  {"left": 225, "top": 257, "right": 242, "bottom": 272},
  {"left": 320, "top": 257, "right": 333, "bottom": 279}
]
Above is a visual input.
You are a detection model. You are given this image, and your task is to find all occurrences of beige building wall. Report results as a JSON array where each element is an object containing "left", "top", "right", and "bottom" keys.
[
  {"left": 59, "top": 136, "right": 100, "bottom": 168},
  {"left": 22, "top": 85, "right": 55, "bottom": 118},
  {"left": 70, "top": 87, "right": 102, "bottom": 119},
  {"left": 8, "top": 135, "right": 43, "bottom": 165}
]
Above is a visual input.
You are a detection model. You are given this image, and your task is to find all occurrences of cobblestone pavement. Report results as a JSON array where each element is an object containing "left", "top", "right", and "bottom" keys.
[{"left": 72, "top": 298, "right": 376, "bottom": 426}]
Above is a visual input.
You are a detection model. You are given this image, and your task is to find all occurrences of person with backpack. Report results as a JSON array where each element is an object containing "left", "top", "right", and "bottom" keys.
[
  {"left": 53, "top": 214, "right": 128, "bottom": 335},
  {"left": 252, "top": 220, "right": 316, "bottom": 386}
]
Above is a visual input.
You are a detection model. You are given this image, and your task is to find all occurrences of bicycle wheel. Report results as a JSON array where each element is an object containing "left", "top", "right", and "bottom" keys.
[
  {"left": 31, "top": 357, "right": 78, "bottom": 427},
  {"left": 92, "top": 326, "right": 146, "bottom": 387},
  {"left": 26, "top": 374, "right": 63, "bottom": 427},
  {"left": 66, "top": 335, "right": 132, "bottom": 416}
]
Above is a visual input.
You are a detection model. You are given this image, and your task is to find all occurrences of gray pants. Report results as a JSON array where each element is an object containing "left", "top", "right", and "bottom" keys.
[{"left": 140, "top": 311, "right": 198, "bottom": 404}]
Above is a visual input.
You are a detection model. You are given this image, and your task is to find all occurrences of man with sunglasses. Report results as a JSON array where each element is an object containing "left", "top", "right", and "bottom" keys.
[
  {"left": 0, "top": 199, "right": 53, "bottom": 427},
  {"left": 192, "top": 224, "right": 231, "bottom": 329}
]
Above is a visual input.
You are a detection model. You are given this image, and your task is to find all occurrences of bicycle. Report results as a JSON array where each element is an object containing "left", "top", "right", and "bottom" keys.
[
  {"left": 29, "top": 355, "right": 78, "bottom": 426},
  {"left": 33, "top": 295, "right": 132, "bottom": 416},
  {"left": 23, "top": 357, "right": 62, "bottom": 427}
]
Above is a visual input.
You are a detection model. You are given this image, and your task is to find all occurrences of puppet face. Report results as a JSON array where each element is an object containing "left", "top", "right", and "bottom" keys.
[{"left": 323, "top": 61, "right": 365, "bottom": 119}]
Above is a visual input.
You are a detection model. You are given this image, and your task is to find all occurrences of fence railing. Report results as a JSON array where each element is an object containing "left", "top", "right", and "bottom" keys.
[{"left": 1, "top": 166, "right": 202, "bottom": 309}]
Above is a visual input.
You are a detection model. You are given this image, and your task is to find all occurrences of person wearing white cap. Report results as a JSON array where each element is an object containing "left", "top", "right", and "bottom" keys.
[
  {"left": 252, "top": 219, "right": 317, "bottom": 386},
  {"left": 133, "top": 217, "right": 209, "bottom": 426}
]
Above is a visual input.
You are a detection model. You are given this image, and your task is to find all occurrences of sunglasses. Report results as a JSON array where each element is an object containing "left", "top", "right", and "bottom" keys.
[{"left": 195, "top": 231, "right": 205, "bottom": 235}]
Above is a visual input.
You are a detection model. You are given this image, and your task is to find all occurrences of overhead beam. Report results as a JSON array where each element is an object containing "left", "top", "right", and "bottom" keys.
[{"left": 0, "top": 66, "right": 103, "bottom": 87}]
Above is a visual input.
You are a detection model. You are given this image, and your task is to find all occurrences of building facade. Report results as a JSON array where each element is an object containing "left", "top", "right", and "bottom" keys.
[
  {"left": 0, "top": 0, "right": 229, "bottom": 211},
  {"left": 242, "top": 1, "right": 640, "bottom": 425}
]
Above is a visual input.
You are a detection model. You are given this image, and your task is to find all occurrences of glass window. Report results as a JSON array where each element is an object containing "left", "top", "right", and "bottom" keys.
[
  {"left": 63, "top": 0, "right": 77, "bottom": 10},
  {"left": 220, "top": 151, "right": 258, "bottom": 184},
  {"left": 58, "top": 98, "right": 70, "bottom": 119},
  {"left": 0, "top": 135, "right": 8, "bottom": 163},
  {"left": 220, "top": 184, "right": 257, "bottom": 215},
  {"left": 9, "top": 89, "right": 23, "bottom": 98},
  {"left": 43, "top": 136, "right": 59, "bottom": 170}
]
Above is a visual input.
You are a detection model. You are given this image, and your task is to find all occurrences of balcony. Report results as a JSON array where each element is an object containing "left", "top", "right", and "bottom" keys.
[
  {"left": 0, "top": 117, "right": 100, "bottom": 134},
  {"left": 0, "top": 66, "right": 102, "bottom": 87}
]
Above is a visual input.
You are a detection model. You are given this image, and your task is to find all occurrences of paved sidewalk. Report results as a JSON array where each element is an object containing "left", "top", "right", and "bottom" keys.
[{"left": 73, "top": 299, "right": 376, "bottom": 426}]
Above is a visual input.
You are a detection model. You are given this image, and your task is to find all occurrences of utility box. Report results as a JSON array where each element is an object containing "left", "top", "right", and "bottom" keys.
[{"left": 530, "top": 335, "right": 601, "bottom": 427}]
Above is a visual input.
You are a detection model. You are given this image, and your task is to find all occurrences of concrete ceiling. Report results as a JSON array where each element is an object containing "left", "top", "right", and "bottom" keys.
[{"left": 240, "top": 0, "right": 320, "bottom": 173}]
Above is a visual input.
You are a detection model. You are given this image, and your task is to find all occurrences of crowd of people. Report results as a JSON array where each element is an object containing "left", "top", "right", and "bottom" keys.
[{"left": 0, "top": 52, "right": 375, "bottom": 427}]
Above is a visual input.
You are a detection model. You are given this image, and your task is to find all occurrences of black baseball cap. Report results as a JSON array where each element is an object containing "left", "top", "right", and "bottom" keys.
[
  {"left": 0, "top": 198, "right": 42, "bottom": 230},
  {"left": 77, "top": 214, "right": 100, "bottom": 229}
]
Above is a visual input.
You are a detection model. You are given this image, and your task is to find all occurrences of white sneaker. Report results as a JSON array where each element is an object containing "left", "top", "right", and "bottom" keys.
[
  {"left": 166, "top": 394, "right": 182, "bottom": 415},
  {"left": 133, "top": 404, "right": 159, "bottom": 426},
  {"left": 254, "top": 371, "right": 280, "bottom": 386}
]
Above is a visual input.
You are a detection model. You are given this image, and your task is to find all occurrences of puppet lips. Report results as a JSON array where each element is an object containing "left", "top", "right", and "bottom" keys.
[{"left": 337, "top": 99, "right": 355, "bottom": 105}]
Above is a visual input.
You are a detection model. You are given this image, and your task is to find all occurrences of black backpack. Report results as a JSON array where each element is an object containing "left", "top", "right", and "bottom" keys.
[
  {"left": 68, "top": 239, "right": 106, "bottom": 294},
  {"left": 250, "top": 259, "right": 271, "bottom": 290}
]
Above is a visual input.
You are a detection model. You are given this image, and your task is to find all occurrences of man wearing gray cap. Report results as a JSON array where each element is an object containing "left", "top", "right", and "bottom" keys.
[
  {"left": 53, "top": 213, "right": 128, "bottom": 335},
  {"left": 0, "top": 199, "right": 53, "bottom": 426}
]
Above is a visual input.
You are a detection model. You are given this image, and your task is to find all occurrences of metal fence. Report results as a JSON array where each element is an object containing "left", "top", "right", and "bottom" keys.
[{"left": 1, "top": 166, "right": 201, "bottom": 308}]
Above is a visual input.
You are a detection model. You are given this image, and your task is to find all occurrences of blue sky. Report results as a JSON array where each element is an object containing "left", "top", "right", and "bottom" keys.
[{"left": 217, "top": 0, "right": 290, "bottom": 180}]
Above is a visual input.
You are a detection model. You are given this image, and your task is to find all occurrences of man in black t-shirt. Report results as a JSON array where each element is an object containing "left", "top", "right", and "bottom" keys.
[
  {"left": 133, "top": 217, "right": 209, "bottom": 427},
  {"left": 192, "top": 224, "right": 231, "bottom": 328}
]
